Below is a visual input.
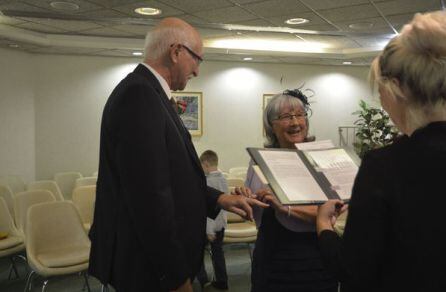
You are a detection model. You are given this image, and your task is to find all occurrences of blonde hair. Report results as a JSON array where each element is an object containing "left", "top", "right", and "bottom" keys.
[{"left": 370, "top": 11, "right": 446, "bottom": 130}]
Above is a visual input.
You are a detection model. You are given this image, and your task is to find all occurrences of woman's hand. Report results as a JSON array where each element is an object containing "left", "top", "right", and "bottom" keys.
[
  {"left": 255, "top": 189, "right": 287, "bottom": 213},
  {"left": 316, "top": 200, "right": 348, "bottom": 235},
  {"left": 232, "top": 186, "right": 255, "bottom": 199}
]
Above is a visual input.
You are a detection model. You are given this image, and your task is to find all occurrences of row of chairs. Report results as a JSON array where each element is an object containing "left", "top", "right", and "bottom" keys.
[{"left": 0, "top": 184, "right": 96, "bottom": 291}]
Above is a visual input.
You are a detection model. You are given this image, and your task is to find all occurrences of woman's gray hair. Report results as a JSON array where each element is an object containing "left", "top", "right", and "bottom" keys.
[
  {"left": 263, "top": 93, "right": 309, "bottom": 148},
  {"left": 370, "top": 11, "right": 446, "bottom": 130},
  {"left": 143, "top": 24, "right": 194, "bottom": 61}
]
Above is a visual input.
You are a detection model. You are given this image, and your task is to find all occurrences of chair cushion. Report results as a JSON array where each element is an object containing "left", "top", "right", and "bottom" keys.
[
  {"left": 225, "top": 222, "right": 257, "bottom": 238},
  {"left": 37, "top": 245, "right": 90, "bottom": 268},
  {"left": 0, "top": 235, "right": 23, "bottom": 250}
]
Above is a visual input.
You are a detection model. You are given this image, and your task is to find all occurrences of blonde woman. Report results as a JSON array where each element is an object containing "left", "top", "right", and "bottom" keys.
[{"left": 317, "top": 11, "right": 446, "bottom": 292}]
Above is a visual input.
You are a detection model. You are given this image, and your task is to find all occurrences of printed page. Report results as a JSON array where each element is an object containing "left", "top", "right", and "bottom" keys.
[
  {"left": 306, "top": 149, "right": 358, "bottom": 199},
  {"left": 258, "top": 150, "right": 327, "bottom": 201},
  {"left": 295, "top": 140, "right": 335, "bottom": 151}
]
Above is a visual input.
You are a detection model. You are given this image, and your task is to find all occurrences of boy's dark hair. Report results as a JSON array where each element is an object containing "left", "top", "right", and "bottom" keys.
[{"left": 200, "top": 150, "right": 218, "bottom": 166}]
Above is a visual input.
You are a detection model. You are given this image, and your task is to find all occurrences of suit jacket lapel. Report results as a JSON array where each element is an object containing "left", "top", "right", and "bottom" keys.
[{"left": 133, "top": 64, "right": 205, "bottom": 179}]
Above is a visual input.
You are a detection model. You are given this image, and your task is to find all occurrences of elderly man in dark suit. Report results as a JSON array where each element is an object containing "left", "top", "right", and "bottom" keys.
[{"left": 88, "top": 17, "right": 266, "bottom": 292}]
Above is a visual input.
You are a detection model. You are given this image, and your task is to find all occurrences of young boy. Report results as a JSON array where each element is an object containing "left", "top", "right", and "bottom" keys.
[{"left": 197, "top": 150, "right": 229, "bottom": 290}]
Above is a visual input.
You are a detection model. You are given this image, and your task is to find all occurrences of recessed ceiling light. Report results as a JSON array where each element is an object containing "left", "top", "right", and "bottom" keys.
[
  {"left": 348, "top": 22, "right": 374, "bottom": 30},
  {"left": 236, "top": 32, "right": 243, "bottom": 35},
  {"left": 243, "top": 57, "right": 253, "bottom": 61},
  {"left": 50, "top": 1, "right": 80, "bottom": 11},
  {"left": 132, "top": 52, "right": 143, "bottom": 56},
  {"left": 8, "top": 44, "right": 19, "bottom": 48},
  {"left": 285, "top": 18, "right": 309, "bottom": 25},
  {"left": 135, "top": 7, "right": 162, "bottom": 15},
  {"left": 343, "top": 61, "right": 352, "bottom": 65}
]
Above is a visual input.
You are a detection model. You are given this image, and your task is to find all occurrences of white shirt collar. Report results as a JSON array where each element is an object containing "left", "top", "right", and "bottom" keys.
[{"left": 140, "top": 63, "right": 171, "bottom": 100}]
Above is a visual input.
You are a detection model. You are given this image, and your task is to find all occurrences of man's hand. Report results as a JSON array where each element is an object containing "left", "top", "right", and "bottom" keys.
[
  {"left": 217, "top": 193, "right": 268, "bottom": 221},
  {"left": 171, "top": 279, "right": 193, "bottom": 292}
]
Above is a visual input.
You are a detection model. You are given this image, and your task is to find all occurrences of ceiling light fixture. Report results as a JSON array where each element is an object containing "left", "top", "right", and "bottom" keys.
[
  {"left": 50, "top": 1, "right": 80, "bottom": 11},
  {"left": 206, "top": 38, "right": 330, "bottom": 53},
  {"left": 343, "top": 61, "right": 352, "bottom": 65},
  {"left": 135, "top": 7, "right": 162, "bottom": 16},
  {"left": 348, "top": 22, "right": 374, "bottom": 30},
  {"left": 243, "top": 57, "right": 253, "bottom": 61},
  {"left": 132, "top": 51, "right": 143, "bottom": 56},
  {"left": 285, "top": 18, "right": 309, "bottom": 25},
  {"left": 8, "top": 44, "right": 19, "bottom": 48}
]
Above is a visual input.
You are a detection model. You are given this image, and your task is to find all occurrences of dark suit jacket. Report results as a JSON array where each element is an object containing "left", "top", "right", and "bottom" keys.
[
  {"left": 319, "top": 122, "right": 446, "bottom": 292},
  {"left": 88, "top": 64, "right": 222, "bottom": 291}
]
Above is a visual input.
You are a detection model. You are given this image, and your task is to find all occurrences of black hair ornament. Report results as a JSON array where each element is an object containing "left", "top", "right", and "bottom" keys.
[{"left": 283, "top": 84, "right": 314, "bottom": 116}]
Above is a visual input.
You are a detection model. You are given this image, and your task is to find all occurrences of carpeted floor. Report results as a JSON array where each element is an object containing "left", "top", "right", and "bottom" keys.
[{"left": 0, "top": 244, "right": 253, "bottom": 292}]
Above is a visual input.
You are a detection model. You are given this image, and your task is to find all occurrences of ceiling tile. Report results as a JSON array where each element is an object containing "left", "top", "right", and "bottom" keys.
[
  {"left": 22, "top": 0, "right": 103, "bottom": 13},
  {"left": 14, "top": 21, "right": 68, "bottom": 33},
  {"left": 0, "top": 1, "right": 49, "bottom": 13},
  {"left": 334, "top": 17, "right": 395, "bottom": 34},
  {"left": 301, "top": 0, "right": 369, "bottom": 10},
  {"left": 28, "top": 46, "right": 105, "bottom": 55},
  {"left": 112, "top": 1, "right": 183, "bottom": 18},
  {"left": 85, "top": 0, "right": 141, "bottom": 8},
  {"left": 375, "top": 0, "right": 440, "bottom": 16},
  {"left": 193, "top": 6, "right": 257, "bottom": 23},
  {"left": 108, "top": 24, "right": 154, "bottom": 36},
  {"left": 199, "top": 28, "right": 236, "bottom": 38},
  {"left": 386, "top": 13, "right": 416, "bottom": 30},
  {"left": 18, "top": 17, "right": 103, "bottom": 32},
  {"left": 269, "top": 11, "right": 327, "bottom": 27},
  {"left": 175, "top": 14, "right": 208, "bottom": 25},
  {"left": 231, "top": 18, "right": 273, "bottom": 26},
  {"left": 76, "top": 26, "right": 136, "bottom": 37},
  {"left": 0, "top": 15, "right": 28, "bottom": 25},
  {"left": 301, "top": 35, "right": 360, "bottom": 49},
  {"left": 158, "top": 0, "right": 233, "bottom": 13},
  {"left": 243, "top": 0, "right": 311, "bottom": 18},
  {"left": 318, "top": 4, "right": 380, "bottom": 22},
  {"left": 81, "top": 8, "right": 130, "bottom": 18},
  {"left": 293, "top": 23, "right": 338, "bottom": 31},
  {"left": 352, "top": 36, "right": 392, "bottom": 47}
]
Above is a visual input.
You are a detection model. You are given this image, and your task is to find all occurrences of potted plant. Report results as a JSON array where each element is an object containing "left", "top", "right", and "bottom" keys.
[{"left": 353, "top": 100, "right": 399, "bottom": 159}]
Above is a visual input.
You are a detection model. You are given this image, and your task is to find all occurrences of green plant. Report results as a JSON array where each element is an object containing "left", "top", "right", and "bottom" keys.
[{"left": 353, "top": 100, "right": 399, "bottom": 158}]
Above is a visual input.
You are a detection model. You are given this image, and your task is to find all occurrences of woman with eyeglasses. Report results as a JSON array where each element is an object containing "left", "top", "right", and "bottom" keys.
[{"left": 238, "top": 89, "right": 338, "bottom": 292}]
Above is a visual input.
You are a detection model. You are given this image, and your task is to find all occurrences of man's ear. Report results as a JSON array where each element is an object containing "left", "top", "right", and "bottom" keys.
[{"left": 169, "top": 45, "right": 179, "bottom": 64}]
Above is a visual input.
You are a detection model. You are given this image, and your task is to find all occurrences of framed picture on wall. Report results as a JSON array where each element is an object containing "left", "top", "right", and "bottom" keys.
[
  {"left": 171, "top": 91, "right": 203, "bottom": 136},
  {"left": 262, "top": 93, "right": 275, "bottom": 135},
  {"left": 262, "top": 93, "right": 275, "bottom": 111}
]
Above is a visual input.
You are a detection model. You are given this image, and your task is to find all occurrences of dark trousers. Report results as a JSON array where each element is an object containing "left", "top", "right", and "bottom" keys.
[{"left": 197, "top": 228, "right": 228, "bottom": 285}]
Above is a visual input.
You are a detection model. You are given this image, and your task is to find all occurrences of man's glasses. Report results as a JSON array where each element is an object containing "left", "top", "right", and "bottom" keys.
[
  {"left": 179, "top": 44, "right": 203, "bottom": 64},
  {"left": 274, "top": 113, "right": 307, "bottom": 123}
]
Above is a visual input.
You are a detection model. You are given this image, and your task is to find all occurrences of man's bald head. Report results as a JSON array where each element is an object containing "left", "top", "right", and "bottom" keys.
[{"left": 143, "top": 17, "right": 202, "bottom": 63}]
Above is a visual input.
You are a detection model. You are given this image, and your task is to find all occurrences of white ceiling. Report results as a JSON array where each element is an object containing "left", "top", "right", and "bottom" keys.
[{"left": 0, "top": 0, "right": 443, "bottom": 66}]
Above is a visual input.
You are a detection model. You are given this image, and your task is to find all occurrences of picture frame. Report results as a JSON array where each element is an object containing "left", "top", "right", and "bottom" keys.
[
  {"left": 262, "top": 93, "right": 275, "bottom": 135},
  {"left": 262, "top": 93, "right": 275, "bottom": 111},
  {"left": 171, "top": 91, "right": 203, "bottom": 136}
]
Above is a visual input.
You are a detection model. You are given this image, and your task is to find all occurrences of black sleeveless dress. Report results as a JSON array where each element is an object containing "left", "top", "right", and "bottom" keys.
[{"left": 251, "top": 207, "right": 338, "bottom": 292}]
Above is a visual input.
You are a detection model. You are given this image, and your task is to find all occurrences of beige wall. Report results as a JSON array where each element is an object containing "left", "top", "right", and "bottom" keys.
[
  {"left": 1, "top": 48, "right": 376, "bottom": 180},
  {"left": 0, "top": 48, "right": 35, "bottom": 182}
]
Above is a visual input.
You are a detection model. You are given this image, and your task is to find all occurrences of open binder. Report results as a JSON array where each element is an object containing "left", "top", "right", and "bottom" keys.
[{"left": 247, "top": 140, "right": 359, "bottom": 205}]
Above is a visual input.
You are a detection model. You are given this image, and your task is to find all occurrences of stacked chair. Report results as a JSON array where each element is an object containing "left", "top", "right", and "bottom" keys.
[
  {"left": 24, "top": 201, "right": 91, "bottom": 292},
  {"left": 0, "top": 197, "right": 25, "bottom": 280},
  {"left": 72, "top": 185, "right": 96, "bottom": 232},
  {"left": 0, "top": 175, "right": 26, "bottom": 195},
  {"left": 54, "top": 172, "right": 83, "bottom": 201},
  {"left": 223, "top": 212, "right": 258, "bottom": 262},
  {"left": 75, "top": 177, "right": 97, "bottom": 188},
  {"left": 27, "top": 180, "right": 64, "bottom": 201}
]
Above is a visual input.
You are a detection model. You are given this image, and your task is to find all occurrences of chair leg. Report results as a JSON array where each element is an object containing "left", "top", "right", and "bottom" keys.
[
  {"left": 82, "top": 272, "right": 91, "bottom": 292},
  {"left": 23, "top": 270, "right": 36, "bottom": 292},
  {"left": 101, "top": 284, "right": 109, "bottom": 292},
  {"left": 41, "top": 279, "right": 49, "bottom": 292},
  {"left": 8, "top": 256, "right": 20, "bottom": 279},
  {"left": 247, "top": 243, "right": 253, "bottom": 263}
]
